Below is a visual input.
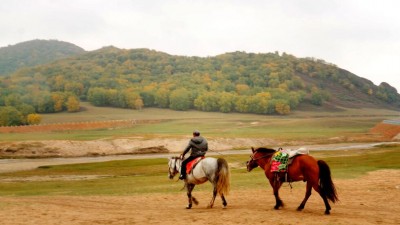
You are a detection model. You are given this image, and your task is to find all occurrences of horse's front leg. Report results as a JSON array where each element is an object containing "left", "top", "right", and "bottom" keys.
[
  {"left": 298, "top": 181, "right": 312, "bottom": 211},
  {"left": 269, "top": 175, "right": 284, "bottom": 209},
  {"left": 186, "top": 183, "right": 196, "bottom": 209}
]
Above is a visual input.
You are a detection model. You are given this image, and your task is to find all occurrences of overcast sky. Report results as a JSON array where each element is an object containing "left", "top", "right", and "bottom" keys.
[{"left": 1, "top": 0, "right": 399, "bottom": 92}]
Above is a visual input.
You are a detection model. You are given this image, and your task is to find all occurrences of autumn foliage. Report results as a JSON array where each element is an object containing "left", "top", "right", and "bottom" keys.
[{"left": 1, "top": 46, "right": 399, "bottom": 127}]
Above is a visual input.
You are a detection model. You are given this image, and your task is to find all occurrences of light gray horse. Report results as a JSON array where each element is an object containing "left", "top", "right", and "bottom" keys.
[{"left": 168, "top": 156, "right": 230, "bottom": 209}]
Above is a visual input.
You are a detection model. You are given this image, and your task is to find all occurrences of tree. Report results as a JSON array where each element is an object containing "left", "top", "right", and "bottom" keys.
[
  {"left": 66, "top": 95, "right": 80, "bottom": 112},
  {"left": 35, "top": 91, "right": 55, "bottom": 113},
  {"left": 64, "top": 82, "right": 84, "bottom": 97},
  {"left": 0, "top": 106, "right": 24, "bottom": 126},
  {"left": 4, "top": 94, "right": 21, "bottom": 107},
  {"left": 154, "top": 88, "right": 170, "bottom": 108},
  {"left": 134, "top": 98, "right": 144, "bottom": 110},
  {"left": 235, "top": 96, "right": 249, "bottom": 113},
  {"left": 169, "top": 88, "right": 191, "bottom": 111},
  {"left": 194, "top": 92, "right": 219, "bottom": 112},
  {"left": 16, "top": 103, "right": 35, "bottom": 117},
  {"left": 235, "top": 84, "right": 250, "bottom": 95},
  {"left": 218, "top": 92, "right": 235, "bottom": 113},
  {"left": 311, "top": 88, "right": 323, "bottom": 106},
  {"left": 27, "top": 113, "right": 42, "bottom": 124},
  {"left": 255, "top": 92, "right": 272, "bottom": 114},
  {"left": 51, "top": 92, "right": 66, "bottom": 112},
  {"left": 275, "top": 101, "right": 291, "bottom": 115},
  {"left": 88, "top": 87, "right": 108, "bottom": 106},
  {"left": 140, "top": 90, "right": 155, "bottom": 107}
]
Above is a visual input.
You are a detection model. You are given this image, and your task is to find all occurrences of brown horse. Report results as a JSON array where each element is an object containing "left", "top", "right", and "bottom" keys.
[{"left": 246, "top": 147, "right": 338, "bottom": 214}]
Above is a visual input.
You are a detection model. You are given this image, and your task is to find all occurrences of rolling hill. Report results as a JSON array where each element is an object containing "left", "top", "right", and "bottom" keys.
[
  {"left": 0, "top": 39, "right": 85, "bottom": 75},
  {"left": 0, "top": 41, "right": 399, "bottom": 126}
]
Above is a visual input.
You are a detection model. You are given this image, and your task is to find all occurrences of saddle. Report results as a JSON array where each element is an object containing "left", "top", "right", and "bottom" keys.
[
  {"left": 270, "top": 147, "right": 309, "bottom": 173},
  {"left": 186, "top": 156, "right": 204, "bottom": 174}
]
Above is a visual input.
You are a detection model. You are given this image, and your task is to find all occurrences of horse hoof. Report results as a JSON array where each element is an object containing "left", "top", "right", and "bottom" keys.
[
  {"left": 325, "top": 210, "right": 330, "bottom": 215},
  {"left": 186, "top": 204, "right": 192, "bottom": 209},
  {"left": 207, "top": 205, "right": 213, "bottom": 209}
]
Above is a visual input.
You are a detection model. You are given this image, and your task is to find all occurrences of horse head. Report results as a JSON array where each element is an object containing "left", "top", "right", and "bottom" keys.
[
  {"left": 246, "top": 158, "right": 258, "bottom": 172},
  {"left": 246, "top": 147, "right": 258, "bottom": 172},
  {"left": 168, "top": 156, "right": 181, "bottom": 179},
  {"left": 247, "top": 147, "right": 276, "bottom": 172}
]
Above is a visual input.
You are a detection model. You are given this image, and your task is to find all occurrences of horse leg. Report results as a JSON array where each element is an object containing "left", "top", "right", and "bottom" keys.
[
  {"left": 312, "top": 182, "right": 331, "bottom": 214},
  {"left": 321, "top": 194, "right": 331, "bottom": 215},
  {"left": 315, "top": 185, "right": 332, "bottom": 215},
  {"left": 298, "top": 181, "right": 312, "bottom": 211},
  {"left": 186, "top": 183, "right": 195, "bottom": 209},
  {"left": 207, "top": 185, "right": 217, "bottom": 208},
  {"left": 221, "top": 194, "right": 227, "bottom": 209},
  {"left": 269, "top": 177, "right": 283, "bottom": 209}
]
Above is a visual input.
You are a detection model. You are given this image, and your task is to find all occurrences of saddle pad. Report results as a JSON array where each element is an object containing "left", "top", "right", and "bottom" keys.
[
  {"left": 270, "top": 150, "right": 289, "bottom": 172},
  {"left": 186, "top": 157, "right": 204, "bottom": 174}
]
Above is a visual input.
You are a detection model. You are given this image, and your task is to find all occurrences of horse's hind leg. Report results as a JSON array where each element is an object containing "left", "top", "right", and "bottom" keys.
[
  {"left": 309, "top": 182, "right": 331, "bottom": 214},
  {"left": 221, "top": 194, "right": 227, "bottom": 209},
  {"left": 320, "top": 194, "right": 331, "bottom": 215},
  {"left": 186, "top": 184, "right": 195, "bottom": 209},
  {"left": 298, "top": 181, "right": 312, "bottom": 211},
  {"left": 314, "top": 184, "right": 332, "bottom": 215},
  {"left": 207, "top": 186, "right": 217, "bottom": 208}
]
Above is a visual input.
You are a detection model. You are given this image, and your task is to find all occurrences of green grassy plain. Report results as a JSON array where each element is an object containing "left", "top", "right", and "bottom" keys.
[
  {"left": 0, "top": 102, "right": 398, "bottom": 142},
  {"left": 0, "top": 145, "right": 398, "bottom": 196},
  {"left": 0, "top": 103, "right": 398, "bottom": 197}
]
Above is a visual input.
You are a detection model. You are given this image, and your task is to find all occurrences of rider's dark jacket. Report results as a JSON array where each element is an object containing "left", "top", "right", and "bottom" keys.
[{"left": 182, "top": 136, "right": 208, "bottom": 157}]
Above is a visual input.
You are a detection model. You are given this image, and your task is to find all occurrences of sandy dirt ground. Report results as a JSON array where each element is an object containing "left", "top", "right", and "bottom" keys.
[
  {"left": 0, "top": 137, "right": 282, "bottom": 158},
  {"left": 0, "top": 169, "right": 399, "bottom": 225}
]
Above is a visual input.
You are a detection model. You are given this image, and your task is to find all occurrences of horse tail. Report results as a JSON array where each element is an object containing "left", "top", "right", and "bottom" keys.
[
  {"left": 318, "top": 160, "right": 339, "bottom": 203},
  {"left": 216, "top": 158, "right": 230, "bottom": 196}
]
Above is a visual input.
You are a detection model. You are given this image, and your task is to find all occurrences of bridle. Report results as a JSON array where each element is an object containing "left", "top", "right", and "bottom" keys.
[
  {"left": 247, "top": 150, "right": 275, "bottom": 169},
  {"left": 168, "top": 157, "right": 181, "bottom": 178},
  {"left": 249, "top": 151, "right": 275, "bottom": 161}
]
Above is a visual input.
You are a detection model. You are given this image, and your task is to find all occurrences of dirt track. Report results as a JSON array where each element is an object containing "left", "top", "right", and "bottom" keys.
[{"left": 1, "top": 170, "right": 399, "bottom": 225}]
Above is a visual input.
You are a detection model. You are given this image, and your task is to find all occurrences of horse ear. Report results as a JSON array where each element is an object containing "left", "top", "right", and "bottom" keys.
[{"left": 251, "top": 147, "right": 255, "bottom": 153}]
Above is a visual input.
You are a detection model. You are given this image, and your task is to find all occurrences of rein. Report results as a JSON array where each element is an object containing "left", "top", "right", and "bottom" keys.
[{"left": 250, "top": 152, "right": 274, "bottom": 161}]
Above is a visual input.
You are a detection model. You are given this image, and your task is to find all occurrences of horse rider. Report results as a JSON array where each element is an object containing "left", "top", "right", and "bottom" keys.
[{"left": 179, "top": 130, "right": 208, "bottom": 180}]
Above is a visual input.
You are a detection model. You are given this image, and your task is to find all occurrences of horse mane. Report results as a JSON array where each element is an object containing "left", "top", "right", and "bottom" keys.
[{"left": 255, "top": 147, "right": 276, "bottom": 154}]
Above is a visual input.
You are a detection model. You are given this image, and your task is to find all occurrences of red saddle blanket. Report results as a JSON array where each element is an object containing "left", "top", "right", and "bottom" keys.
[{"left": 186, "top": 157, "right": 204, "bottom": 174}]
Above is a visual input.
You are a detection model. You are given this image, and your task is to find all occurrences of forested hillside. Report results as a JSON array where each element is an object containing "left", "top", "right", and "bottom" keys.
[
  {"left": 0, "top": 39, "right": 85, "bottom": 75},
  {"left": 0, "top": 46, "right": 399, "bottom": 126}
]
